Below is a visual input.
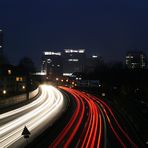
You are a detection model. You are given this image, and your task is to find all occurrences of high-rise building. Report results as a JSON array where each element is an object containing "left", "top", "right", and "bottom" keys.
[
  {"left": 41, "top": 49, "right": 102, "bottom": 77},
  {"left": 62, "top": 49, "right": 86, "bottom": 76},
  {"left": 0, "top": 29, "right": 3, "bottom": 55},
  {"left": 126, "top": 51, "right": 147, "bottom": 69},
  {"left": 85, "top": 55, "right": 101, "bottom": 73},
  {"left": 41, "top": 51, "right": 63, "bottom": 77}
]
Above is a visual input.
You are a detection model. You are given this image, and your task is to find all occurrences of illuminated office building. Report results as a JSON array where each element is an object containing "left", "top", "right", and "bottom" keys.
[
  {"left": 126, "top": 51, "right": 147, "bottom": 69},
  {"left": 41, "top": 49, "right": 102, "bottom": 77},
  {"left": 41, "top": 51, "right": 63, "bottom": 77},
  {"left": 62, "top": 49, "right": 86, "bottom": 76}
]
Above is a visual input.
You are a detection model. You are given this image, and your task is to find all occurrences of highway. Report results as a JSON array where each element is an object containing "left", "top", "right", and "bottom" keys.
[
  {"left": 0, "top": 85, "right": 66, "bottom": 148},
  {"left": 50, "top": 87, "right": 138, "bottom": 148}
]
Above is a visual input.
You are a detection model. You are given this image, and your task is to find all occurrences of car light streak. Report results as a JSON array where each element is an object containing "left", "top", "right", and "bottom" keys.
[
  {"left": 50, "top": 87, "right": 137, "bottom": 148},
  {"left": 0, "top": 85, "right": 65, "bottom": 148},
  {"left": 91, "top": 95, "right": 138, "bottom": 147},
  {"left": 51, "top": 88, "right": 84, "bottom": 147}
]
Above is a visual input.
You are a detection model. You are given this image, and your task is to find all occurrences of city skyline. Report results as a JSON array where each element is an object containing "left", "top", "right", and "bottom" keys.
[
  {"left": 1, "top": 0, "right": 148, "bottom": 68},
  {"left": 1, "top": 1, "right": 148, "bottom": 147}
]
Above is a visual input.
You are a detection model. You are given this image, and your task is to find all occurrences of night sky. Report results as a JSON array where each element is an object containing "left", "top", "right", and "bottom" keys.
[{"left": 1, "top": 0, "right": 148, "bottom": 69}]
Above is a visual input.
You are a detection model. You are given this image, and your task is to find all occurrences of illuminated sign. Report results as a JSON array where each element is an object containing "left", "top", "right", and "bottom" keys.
[
  {"left": 44, "top": 52, "right": 61, "bottom": 56},
  {"left": 63, "top": 73, "right": 73, "bottom": 76},
  {"left": 64, "top": 49, "right": 85, "bottom": 53}
]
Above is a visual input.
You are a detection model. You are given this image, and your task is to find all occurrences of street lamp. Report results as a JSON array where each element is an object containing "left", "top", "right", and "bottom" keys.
[
  {"left": 3, "top": 90, "right": 7, "bottom": 95},
  {"left": 22, "top": 85, "right": 26, "bottom": 90}
]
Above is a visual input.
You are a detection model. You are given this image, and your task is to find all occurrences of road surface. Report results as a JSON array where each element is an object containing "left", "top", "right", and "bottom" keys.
[
  {"left": 0, "top": 85, "right": 66, "bottom": 148},
  {"left": 50, "top": 87, "right": 138, "bottom": 148}
]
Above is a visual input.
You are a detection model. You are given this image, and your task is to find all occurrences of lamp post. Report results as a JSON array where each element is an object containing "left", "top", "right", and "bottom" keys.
[
  {"left": 2, "top": 89, "right": 7, "bottom": 99},
  {"left": 3, "top": 90, "right": 7, "bottom": 95}
]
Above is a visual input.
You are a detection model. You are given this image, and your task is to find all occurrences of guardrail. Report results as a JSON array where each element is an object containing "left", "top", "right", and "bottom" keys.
[{"left": 0, "top": 88, "right": 39, "bottom": 109}]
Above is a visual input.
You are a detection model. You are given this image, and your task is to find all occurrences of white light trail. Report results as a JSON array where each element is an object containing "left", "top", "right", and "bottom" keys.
[{"left": 0, "top": 85, "right": 65, "bottom": 148}]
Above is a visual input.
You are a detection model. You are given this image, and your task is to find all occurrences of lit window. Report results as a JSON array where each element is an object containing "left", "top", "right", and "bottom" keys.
[
  {"left": 79, "top": 49, "right": 85, "bottom": 53},
  {"left": 68, "top": 59, "right": 79, "bottom": 62},
  {"left": 16, "top": 77, "right": 19, "bottom": 81},
  {"left": 92, "top": 55, "right": 98, "bottom": 58},
  {"left": 20, "top": 77, "right": 23, "bottom": 81}
]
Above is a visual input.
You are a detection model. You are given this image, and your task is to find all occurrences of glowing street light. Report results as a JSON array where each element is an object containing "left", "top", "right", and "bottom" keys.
[
  {"left": 3, "top": 90, "right": 7, "bottom": 94},
  {"left": 22, "top": 86, "right": 26, "bottom": 90}
]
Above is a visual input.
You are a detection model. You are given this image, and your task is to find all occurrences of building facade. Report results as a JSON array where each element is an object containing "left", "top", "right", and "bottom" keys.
[
  {"left": 41, "top": 51, "right": 63, "bottom": 78},
  {"left": 0, "top": 65, "right": 26, "bottom": 97},
  {"left": 62, "top": 49, "right": 86, "bottom": 76},
  {"left": 41, "top": 49, "right": 104, "bottom": 78},
  {"left": 126, "top": 51, "right": 147, "bottom": 69}
]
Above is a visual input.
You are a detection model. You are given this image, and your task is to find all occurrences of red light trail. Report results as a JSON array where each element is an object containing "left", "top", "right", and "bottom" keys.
[{"left": 50, "top": 87, "right": 138, "bottom": 148}]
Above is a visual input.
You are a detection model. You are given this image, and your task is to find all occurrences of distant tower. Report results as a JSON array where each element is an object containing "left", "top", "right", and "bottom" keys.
[
  {"left": 0, "top": 29, "right": 3, "bottom": 55},
  {"left": 41, "top": 51, "right": 63, "bottom": 77},
  {"left": 62, "top": 49, "right": 86, "bottom": 75}
]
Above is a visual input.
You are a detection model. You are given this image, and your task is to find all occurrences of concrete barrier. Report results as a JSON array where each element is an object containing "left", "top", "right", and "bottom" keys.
[{"left": 0, "top": 88, "right": 39, "bottom": 109}]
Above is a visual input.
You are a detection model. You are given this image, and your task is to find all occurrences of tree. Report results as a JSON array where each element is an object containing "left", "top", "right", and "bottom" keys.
[
  {"left": 18, "top": 57, "right": 36, "bottom": 100},
  {"left": 18, "top": 57, "right": 36, "bottom": 73}
]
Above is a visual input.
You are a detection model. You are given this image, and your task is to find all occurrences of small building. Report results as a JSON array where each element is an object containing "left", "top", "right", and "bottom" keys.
[{"left": 0, "top": 64, "right": 26, "bottom": 97}]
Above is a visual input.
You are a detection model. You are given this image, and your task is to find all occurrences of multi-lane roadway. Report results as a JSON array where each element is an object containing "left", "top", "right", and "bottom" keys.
[
  {"left": 1, "top": 85, "right": 140, "bottom": 147},
  {"left": 51, "top": 87, "right": 138, "bottom": 148},
  {"left": 0, "top": 85, "right": 66, "bottom": 148}
]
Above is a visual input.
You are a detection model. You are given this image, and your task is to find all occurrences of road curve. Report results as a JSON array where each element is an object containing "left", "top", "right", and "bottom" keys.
[
  {"left": 0, "top": 85, "right": 66, "bottom": 148},
  {"left": 51, "top": 87, "right": 138, "bottom": 148}
]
